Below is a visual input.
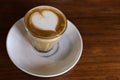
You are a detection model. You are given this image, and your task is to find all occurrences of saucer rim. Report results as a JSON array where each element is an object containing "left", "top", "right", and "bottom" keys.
[{"left": 6, "top": 18, "right": 83, "bottom": 77}]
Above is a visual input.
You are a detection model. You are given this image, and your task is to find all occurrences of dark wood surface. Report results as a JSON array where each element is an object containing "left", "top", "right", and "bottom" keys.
[{"left": 1, "top": 0, "right": 120, "bottom": 80}]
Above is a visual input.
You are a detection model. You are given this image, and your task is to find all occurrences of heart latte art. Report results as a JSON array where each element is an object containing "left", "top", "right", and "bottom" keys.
[
  {"left": 25, "top": 6, "right": 66, "bottom": 38},
  {"left": 31, "top": 11, "right": 58, "bottom": 31}
]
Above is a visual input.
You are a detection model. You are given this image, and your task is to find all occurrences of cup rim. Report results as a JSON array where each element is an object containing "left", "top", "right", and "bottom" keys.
[{"left": 24, "top": 5, "right": 67, "bottom": 39}]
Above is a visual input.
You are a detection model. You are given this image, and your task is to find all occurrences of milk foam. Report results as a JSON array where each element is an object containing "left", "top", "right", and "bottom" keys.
[{"left": 31, "top": 11, "right": 58, "bottom": 31}]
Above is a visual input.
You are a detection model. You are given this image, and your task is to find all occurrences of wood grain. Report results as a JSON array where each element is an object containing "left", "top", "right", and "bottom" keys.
[{"left": 0, "top": 0, "right": 120, "bottom": 80}]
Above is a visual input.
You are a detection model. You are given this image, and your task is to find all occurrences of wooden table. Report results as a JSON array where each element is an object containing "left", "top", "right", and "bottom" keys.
[{"left": 1, "top": 0, "right": 120, "bottom": 80}]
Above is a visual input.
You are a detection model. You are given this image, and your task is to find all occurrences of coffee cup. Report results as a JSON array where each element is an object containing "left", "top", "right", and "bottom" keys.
[{"left": 24, "top": 6, "right": 67, "bottom": 52}]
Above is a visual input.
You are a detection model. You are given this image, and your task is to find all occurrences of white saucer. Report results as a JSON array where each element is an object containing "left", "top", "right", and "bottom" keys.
[{"left": 6, "top": 18, "right": 83, "bottom": 77}]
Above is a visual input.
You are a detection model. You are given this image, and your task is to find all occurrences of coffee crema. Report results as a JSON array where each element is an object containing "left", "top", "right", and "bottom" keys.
[{"left": 24, "top": 6, "right": 67, "bottom": 38}]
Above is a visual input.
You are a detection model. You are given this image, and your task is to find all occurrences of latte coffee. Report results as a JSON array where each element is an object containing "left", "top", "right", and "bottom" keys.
[{"left": 24, "top": 6, "right": 67, "bottom": 51}]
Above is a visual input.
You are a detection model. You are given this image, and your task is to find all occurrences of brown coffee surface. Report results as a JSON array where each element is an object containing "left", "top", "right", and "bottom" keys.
[{"left": 24, "top": 6, "right": 67, "bottom": 38}]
